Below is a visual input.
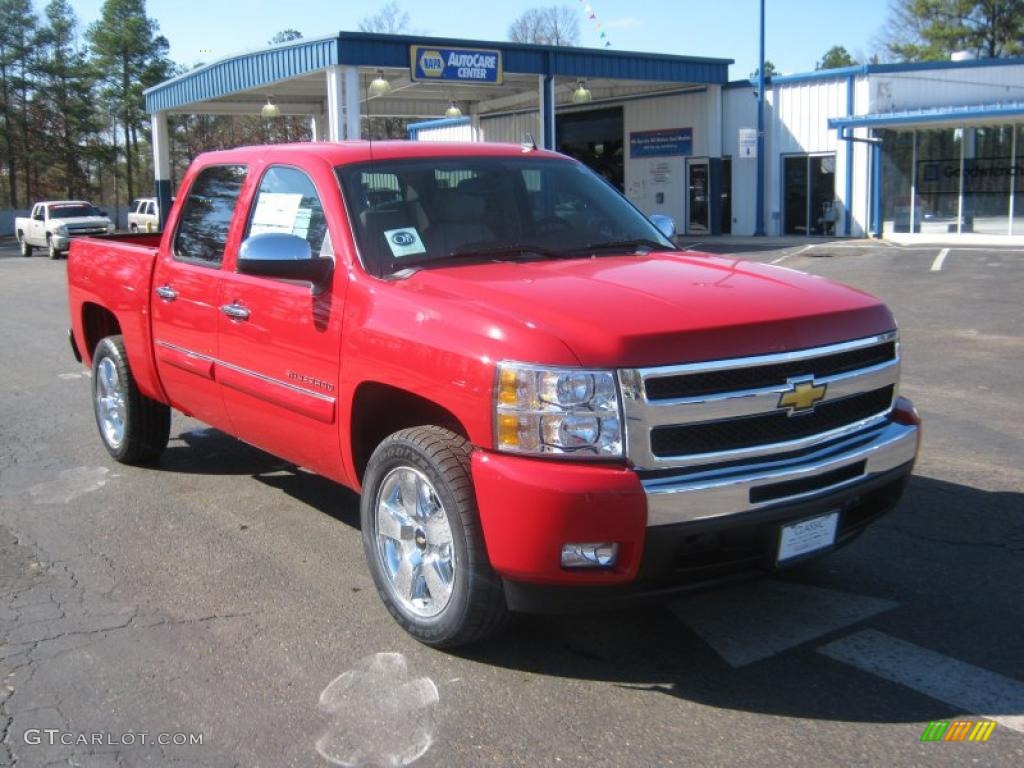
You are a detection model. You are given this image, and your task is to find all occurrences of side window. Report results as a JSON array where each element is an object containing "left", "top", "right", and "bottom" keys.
[
  {"left": 173, "top": 165, "right": 247, "bottom": 267},
  {"left": 246, "top": 165, "right": 329, "bottom": 259},
  {"left": 146, "top": 202, "right": 156, "bottom": 216}
]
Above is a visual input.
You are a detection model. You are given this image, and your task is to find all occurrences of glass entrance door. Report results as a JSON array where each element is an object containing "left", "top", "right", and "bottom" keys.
[
  {"left": 784, "top": 154, "right": 836, "bottom": 235},
  {"left": 688, "top": 161, "right": 709, "bottom": 233}
]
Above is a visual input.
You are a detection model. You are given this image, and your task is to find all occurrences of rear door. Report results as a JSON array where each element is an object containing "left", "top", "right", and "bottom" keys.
[
  {"left": 216, "top": 162, "right": 347, "bottom": 478},
  {"left": 151, "top": 163, "right": 248, "bottom": 429}
]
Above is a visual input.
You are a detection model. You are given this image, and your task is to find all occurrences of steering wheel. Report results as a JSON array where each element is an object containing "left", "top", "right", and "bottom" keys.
[{"left": 535, "top": 216, "right": 572, "bottom": 234}]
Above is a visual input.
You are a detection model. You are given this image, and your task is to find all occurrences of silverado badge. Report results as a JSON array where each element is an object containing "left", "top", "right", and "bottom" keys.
[{"left": 778, "top": 378, "right": 827, "bottom": 415}]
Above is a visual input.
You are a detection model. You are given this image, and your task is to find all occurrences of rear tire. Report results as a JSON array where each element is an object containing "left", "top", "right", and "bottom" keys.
[
  {"left": 91, "top": 335, "right": 170, "bottom": 464},
  {"left": 361, "top": 426, "right": 508, "bottom": 648},
  {"left": 18, "top": 233, "right": 31, "bottom": 257}
]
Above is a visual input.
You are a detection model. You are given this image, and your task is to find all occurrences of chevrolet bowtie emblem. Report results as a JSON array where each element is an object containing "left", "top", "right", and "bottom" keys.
[{"left": 778, "top": 379, "right": 827, "bottom": 414}]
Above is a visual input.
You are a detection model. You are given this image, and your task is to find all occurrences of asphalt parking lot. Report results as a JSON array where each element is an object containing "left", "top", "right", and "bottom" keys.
[{"left": 1, "top": 237, "right": 1022, "bottom": 767}]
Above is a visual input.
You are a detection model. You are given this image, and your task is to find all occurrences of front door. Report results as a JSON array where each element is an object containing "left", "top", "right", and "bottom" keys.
[
  {"left": 687, "top": 161, "right": 710, "bottom": 233},
  {"left": 216, "top": 163, "right": 347, "bottom": 480},
  {"left": 151, "top": 163, "right": 249, "bottom": 428}
]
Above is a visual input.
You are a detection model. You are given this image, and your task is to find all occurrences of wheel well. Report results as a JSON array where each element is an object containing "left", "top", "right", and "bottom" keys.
[
  {"left": 350, "top": 382, "right": 471, "bottom": 483},
  {"left": 81, "top": 304, "right": 122, "bottom": 361}
]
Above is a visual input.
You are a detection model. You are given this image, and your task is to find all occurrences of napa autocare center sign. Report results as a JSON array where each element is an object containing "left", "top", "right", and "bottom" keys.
[
  {"left": 629, "top": 127, "right": 693, "bottom": 158},
  {"left": 410, "top": 45, "right": 503, "bottom": 84}
]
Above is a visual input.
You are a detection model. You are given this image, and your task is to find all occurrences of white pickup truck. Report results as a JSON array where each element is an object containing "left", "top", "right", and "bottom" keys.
[
  {"left": 16, "top": 200, "right": 114, "bottom": 259},
  {"left": 127, "top": 198, "right": 160, "bottom": 232}
]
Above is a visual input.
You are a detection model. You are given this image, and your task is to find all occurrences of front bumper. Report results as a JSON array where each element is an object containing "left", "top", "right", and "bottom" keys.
[{"left": 471, "top": 399, "right": 920, "bottom": 606}]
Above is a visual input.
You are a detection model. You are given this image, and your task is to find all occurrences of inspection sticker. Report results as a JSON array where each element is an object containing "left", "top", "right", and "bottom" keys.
[{"left": 384, "top": 227, "right": 427, "bottom": 258}]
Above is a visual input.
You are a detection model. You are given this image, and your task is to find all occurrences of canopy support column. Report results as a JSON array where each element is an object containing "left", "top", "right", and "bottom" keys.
[
  {"left": 150, "top": 111, "right": 171, "bottom": 229},
  {"left": 326, "top": 66, "right": 344, "bottom": 141},
  {"left": 344, "top": 66, "right": 360, "bottom": 140}
]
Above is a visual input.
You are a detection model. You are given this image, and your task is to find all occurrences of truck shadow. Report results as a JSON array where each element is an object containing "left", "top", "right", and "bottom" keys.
[
  {"left": 151, "top": 429, "right": 1023, "bottom": 726},
  {"left": 155, "top": 427, "right": 362, "bottom": 529},
  {"left": 452, "top": 474, "right": 1024, "bottom": 727}
]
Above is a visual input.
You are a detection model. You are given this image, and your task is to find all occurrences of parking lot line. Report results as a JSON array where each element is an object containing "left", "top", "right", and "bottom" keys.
[
  {"left": 931, "top": 248, "right": 950, "bottom": 272},
  {"left": 818, "top": 629, "right": 1024, "bottom": 735},
  {"left": 771, "top": 244, "right": 816, "bottom": 264},
  {"left": 669, "top": 580, "right": 897, "bottom": 667}
]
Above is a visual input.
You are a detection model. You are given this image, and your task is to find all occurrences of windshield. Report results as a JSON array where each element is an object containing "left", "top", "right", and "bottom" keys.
[
  {"left": 336, "top": 156, "right": 674, "bottom": 277},
  {"left": 50, "top": 204, "right": 102, "bottom": 218}
]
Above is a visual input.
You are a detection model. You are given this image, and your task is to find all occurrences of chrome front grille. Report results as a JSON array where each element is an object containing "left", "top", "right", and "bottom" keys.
[{"left": 619, "top": 332, "right": 900, "bottom": 470}]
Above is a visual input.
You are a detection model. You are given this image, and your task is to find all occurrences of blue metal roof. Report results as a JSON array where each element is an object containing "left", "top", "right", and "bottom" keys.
[
  {"left": 829, "top": 102, "right": 1024, "bottom": 129},
  {"left": 145, "top": 36, "right": 339, "bottom": 113},
  {"left": 724, "top": 55, "right": 1024, "bottom": 90},
  {"left": 146, "top": 31, "right": 732, "bottom": 114}
]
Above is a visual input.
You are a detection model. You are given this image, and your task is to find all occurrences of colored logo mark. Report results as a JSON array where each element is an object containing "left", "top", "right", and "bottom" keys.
[
  {"left": 920, "top": 720, "right": 997, "bottom": 742},
  {"left": 419, "top": 50, "right": 445, "bottom": 78}
]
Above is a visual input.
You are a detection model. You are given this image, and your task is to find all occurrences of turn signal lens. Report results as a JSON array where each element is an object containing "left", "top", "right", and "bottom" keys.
[{"left": 494, "top": 362, "right": 623, "bottom": 457}]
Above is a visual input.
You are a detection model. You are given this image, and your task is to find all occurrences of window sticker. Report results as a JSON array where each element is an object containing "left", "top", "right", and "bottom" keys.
[
  {"left": 383, "top": 227, "right": 427, "bottom": 258},
  {"left": 292, "top": 207, "right": 313, "bottom": 239},
  {"left": 251, "top": 192, "right": 303, "bottom": 235}
]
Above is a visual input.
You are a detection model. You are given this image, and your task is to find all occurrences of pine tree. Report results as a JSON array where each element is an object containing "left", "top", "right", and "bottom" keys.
[
  {"left": 882, "top": 0, "right": 1024, "bottom": 60},
  {"left": 35, "top": 0, "right": 100, "bottom": 199},
  {"left": 0, "top": 0, "right": 36, "bottom": 208},
  {"left": 87, "top": 0, "right": 169, "bottom": 205}
]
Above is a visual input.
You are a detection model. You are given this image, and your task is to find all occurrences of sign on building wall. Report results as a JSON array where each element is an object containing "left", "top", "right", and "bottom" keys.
[
  {"left": 410, "top": 45, "right": 503, "bottom": 84},
  {"left": 739, "top": 128, "right": 758, "bottom": 158},
  {"left": 629, "top": 127, "right": 693, "bottom": 158}
]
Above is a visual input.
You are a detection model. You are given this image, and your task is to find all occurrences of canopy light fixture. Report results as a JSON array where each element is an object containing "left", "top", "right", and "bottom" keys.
[
  {"left": 261, "top": 98, "right": 281, "bottom": 119},
  {"left": 444, "top": 101, "right": 463, "bottom": 119},
  {"left": 368, "top": 71, "right": 391, "bottom": 97},
  {"left": 572, "top": 81, "right": 593, "bottom": 104}
]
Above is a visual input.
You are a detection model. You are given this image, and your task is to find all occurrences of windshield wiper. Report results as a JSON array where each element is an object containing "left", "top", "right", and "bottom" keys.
[
  {"left": 564, "top": 238, "right": 676, "bottom": 255},
  {"left": 396, "top": 244, "right": 564, "bottom": 270}
]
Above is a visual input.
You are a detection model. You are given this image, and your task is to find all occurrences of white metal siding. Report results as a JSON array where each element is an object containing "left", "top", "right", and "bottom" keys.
[
  {"left": 415, "top": 122, "right": 476, "bottom": 142},
  {"left": 870, "top": 64, "right": 1024, "bottom": 112},
  {"left": 479, "top": 112, "right": 541, "bottom": 144},
  {"left": 722, "top": 86, "right": 758, "bottom": 235}
]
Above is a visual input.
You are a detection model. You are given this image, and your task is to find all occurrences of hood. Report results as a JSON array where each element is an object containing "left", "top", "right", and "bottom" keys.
[
  {"left": 403, "top": 251, "right": 895, "bottom": 367},
  {"left": 53, "top": 216, "right": 110, "bottom": 228}
]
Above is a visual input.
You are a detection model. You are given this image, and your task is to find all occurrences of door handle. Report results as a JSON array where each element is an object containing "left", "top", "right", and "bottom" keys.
[
  {"left": 220, "top": 303, "right": 250, "bottom": 321},
  {"left": 155, "top": 285, "right": 178, "bottom": 301}
]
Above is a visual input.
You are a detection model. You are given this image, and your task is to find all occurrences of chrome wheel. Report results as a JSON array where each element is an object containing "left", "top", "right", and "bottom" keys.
[
  {"left": 96, "top": 356, "right": 126, "bottom": 448},
  {"left": 374, "top": 466, "right": 455, "bottom": 619}
]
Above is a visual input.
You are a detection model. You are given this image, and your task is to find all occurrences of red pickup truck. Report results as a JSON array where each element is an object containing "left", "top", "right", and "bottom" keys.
[{"left": 67, "top": 141, "right": 920, "bottom": 647}]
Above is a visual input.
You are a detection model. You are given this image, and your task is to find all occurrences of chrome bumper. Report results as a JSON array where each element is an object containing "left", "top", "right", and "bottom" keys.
[{"left": 642, "top": 420, "right": 918, "bottom": 527}]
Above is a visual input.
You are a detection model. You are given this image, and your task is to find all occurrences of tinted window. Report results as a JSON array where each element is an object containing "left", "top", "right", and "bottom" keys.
[
  {"left": 146, "top": 202, "right": 156, "bottom": 215},
  {"left": 174, "top": 165, "right": 247, "bottom": 266},
  {"left": 51, "top": 204, "right": 100, "bottom": 218},
  {"left": 337, "top": 156, "right": 671, "bottom": 277},
  {"left": 245, "top": 166, "right": 330, "bottom": 259}
]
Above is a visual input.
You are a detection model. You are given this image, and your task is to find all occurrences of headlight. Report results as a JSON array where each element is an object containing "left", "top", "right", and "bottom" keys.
[
  {"left": 53, "top": 224, "right": 68, "bottom": 236},
  {"left": 495, "top": 362, "right": 622, "bottom": 457}
]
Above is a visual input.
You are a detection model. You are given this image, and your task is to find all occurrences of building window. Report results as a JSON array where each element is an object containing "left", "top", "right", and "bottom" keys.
[
  {"left": 915, "top": 128, "right": 963, "bottom": 235},
  {"left": 783, "top": 154, "right": 836, "bottom": 236},
  {"left": 880, "top": 130, "right": 914, "bottom": 233}
]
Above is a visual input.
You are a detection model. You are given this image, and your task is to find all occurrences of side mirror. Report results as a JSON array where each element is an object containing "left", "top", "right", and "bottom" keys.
[
  {"left": 237, "top": 233, "right": 333, "bottom": 292},
  {"left": 100, "top": 210, "right": 109, "bottom": 217},
  {"left": 649, "top": 214, "right": 676, "bottom": 240}
]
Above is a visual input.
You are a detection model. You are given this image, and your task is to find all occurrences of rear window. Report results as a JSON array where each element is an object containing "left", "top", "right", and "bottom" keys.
[{"left": 173, "top": 165, "right": 248, "bottom": 267}]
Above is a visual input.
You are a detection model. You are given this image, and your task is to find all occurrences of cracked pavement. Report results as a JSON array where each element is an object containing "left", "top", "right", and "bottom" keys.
[{"left": 1, "top": 242, "right": 1022, "bottom": 767}]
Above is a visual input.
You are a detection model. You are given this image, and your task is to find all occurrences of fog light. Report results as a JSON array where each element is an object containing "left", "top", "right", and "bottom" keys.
[{"left": 561, "top": 542, "right": 618, "bottom": 568}]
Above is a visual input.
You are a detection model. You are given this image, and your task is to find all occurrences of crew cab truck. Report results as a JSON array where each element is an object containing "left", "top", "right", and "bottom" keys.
[
  {"left": 67, "top": 142, "right": 921, "bottom": 647},
  {"left": 17, "top": 200, "right": 114, "bottom": 259}
]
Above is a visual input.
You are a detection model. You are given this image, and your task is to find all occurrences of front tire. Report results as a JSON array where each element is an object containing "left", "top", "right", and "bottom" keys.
[
  {"left": 18, "top": 233, "right": 32, "bottom": 257},
  {"left": 47, "top": 237, "right": 59, "bottom": 260},
  {"left": 91, "top": 335, "right": 170, "bottom": 464},
  {"left": 361, "top": 426, "right": 508, "bottom": 648}
]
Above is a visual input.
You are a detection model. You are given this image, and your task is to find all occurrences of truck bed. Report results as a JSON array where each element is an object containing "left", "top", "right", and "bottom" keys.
[{"left": 67, "top": 233, "right": 166, "bottom": 404}]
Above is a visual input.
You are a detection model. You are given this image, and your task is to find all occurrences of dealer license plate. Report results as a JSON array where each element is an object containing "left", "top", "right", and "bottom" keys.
[{"left": 777, "top": 512, "right": 839, "bottom": 563}]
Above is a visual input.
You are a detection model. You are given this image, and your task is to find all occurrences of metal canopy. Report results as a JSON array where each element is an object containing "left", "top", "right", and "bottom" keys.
[
  {"left": 829, "top": 102, "right": 1024, "bottom": 130},
  {"left": 144, "top": 32, "right": 732, "bottom": 116}
]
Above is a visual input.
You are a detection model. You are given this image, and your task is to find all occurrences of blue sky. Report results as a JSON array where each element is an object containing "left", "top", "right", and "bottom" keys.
[{"left": 55, "top": 0, "right": 893, "bottom": 80}]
